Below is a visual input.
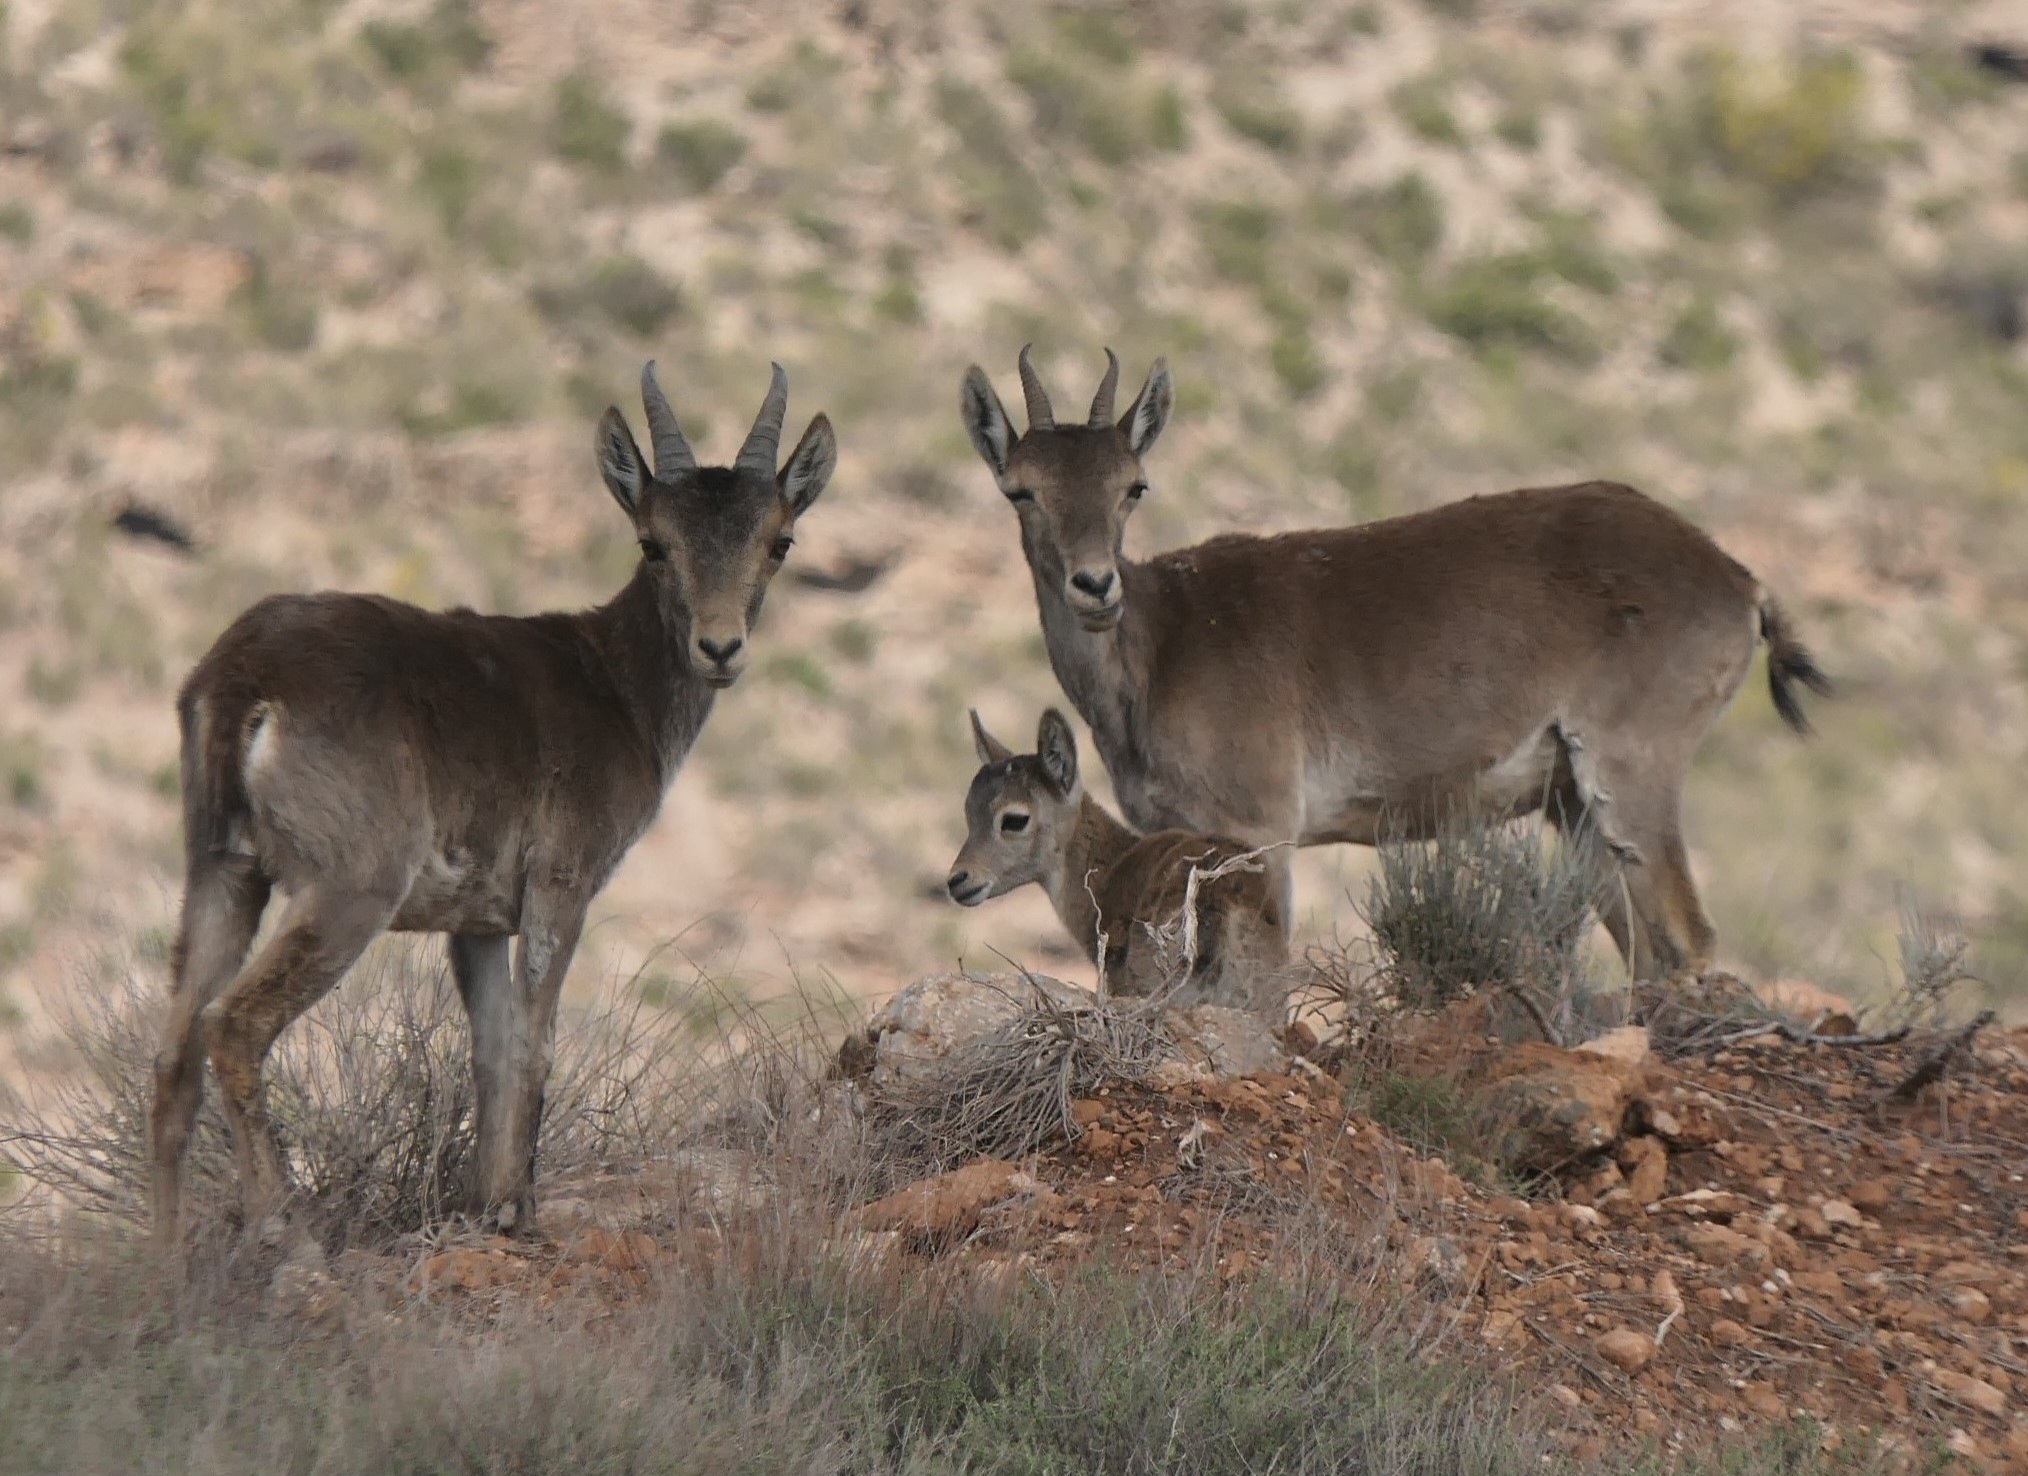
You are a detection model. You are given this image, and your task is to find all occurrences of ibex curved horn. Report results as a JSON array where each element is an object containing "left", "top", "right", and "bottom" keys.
[
  {"left": 736, "top": 362, "right": 790, "bottom": 475},
  {"left": 1088, "top": 347, "right": 1120, "bottom": 427},
  {"left": 1017, "top": 343, "right": 1055, "bottom": 431},
  {"left": 640, "top": 361, "right": 698, "bottom": 479}
]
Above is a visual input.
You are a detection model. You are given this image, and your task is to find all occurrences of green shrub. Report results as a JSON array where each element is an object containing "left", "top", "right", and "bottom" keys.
[
  {"left": 1659, "top": 295, "right": 1740, "bottom": 372},
  {"left": 936, "top": 79, "right": 1048, "bottom": 249},
  {"left": 1007, "top": 47, "right": 1186, "bottom": 163},
  {"left": 1270, "top": 325, "right": 1326, "bottom": 398},
  {"left": 1350, "top": 172, "right": 1445, "bottom": 269},
  {"left": 360, "top": 0, "right": 491, "bottom": 83},
  {"left": 1213, "top": 73, "right": 1302, "bottom": 153},
  {"left": 550, "top": 72, "right": 629, "bottom": 172},
  {"left": 655, "top": 118, "right": 746, "bottom": 192},
  {"left": 417, "top": 143, "right": 481, "bottom": 231},
  {"left": 1392, "top": 74, "right": 1464, "bottom": 146},
  {"left": 1361, "top": 812, "right": 1610, "bottom": 1011},
  {"left": 1199, "top": 200, "right": 1276, "bottom": 286},
  {"left": 1422, "top": 253, "right": 1598, "bottom": 363}
]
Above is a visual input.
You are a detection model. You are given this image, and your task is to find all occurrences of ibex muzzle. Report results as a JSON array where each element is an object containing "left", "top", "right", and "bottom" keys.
[{"left": 960, "top": 345, "right": 1171, "bottom": 632}]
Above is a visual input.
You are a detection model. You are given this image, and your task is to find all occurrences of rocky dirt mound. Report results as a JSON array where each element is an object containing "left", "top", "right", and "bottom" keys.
[{"left": 344, "top": 977, "right": 2028, "bottom": 1471}]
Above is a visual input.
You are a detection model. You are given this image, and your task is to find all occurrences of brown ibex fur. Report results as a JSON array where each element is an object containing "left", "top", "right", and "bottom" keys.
[
  {"left": 959, "top": 346, "right": 1832, "bottom": 981},
  {"left": 150, "top": 362, "right": 837, "bottom": 1247},
  {"left": 947, "top": 708, "right": 1287, "bottom": 1010}
]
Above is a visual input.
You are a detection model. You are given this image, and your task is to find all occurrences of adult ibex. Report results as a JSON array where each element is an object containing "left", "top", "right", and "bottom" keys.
[
  {"left": 959, "top": 346, "right": 1829, "bottom": 980},
  {"left": 948, "top": 708, "right": 1287, "bottom": 1009},
  {"left": 150, "top": 362, "right": 836, "bottom": 1246}
]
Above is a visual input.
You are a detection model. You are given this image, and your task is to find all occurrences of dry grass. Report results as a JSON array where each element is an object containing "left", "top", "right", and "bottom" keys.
[{"left": 0, "top": 944, "right": 699, "bottom": 1252}]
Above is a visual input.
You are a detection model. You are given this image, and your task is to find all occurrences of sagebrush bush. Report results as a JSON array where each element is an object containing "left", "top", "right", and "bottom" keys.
[{"left": 1360, "top": 812, "right": 1611, "bottom": 1012}]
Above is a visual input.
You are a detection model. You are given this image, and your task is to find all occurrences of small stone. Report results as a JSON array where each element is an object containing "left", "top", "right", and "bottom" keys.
[
  {"left": 1820, "top": 1198, "right": 1864, "bottom": 1228},
  {"left": 1952, "top": 1288, "right": 1994, "bottom": 1325},
  {"left": 1710, "top": 1317, "right": 1753, "bottom": 1347},
  {"left": 1791, "top": 1204, "right": 1833, "bottom": 1240},
  {"left": 1741, "top": 1382, "right": 1787, "bottom": 1420},
  {"left": 1618, "top": 1135, "right": 1669, "bottom": 1203},
  {"left": 1550, "top": 1382, "right": 1583, "bottom": 1411},
  {"left": 1848, "top": 1179, "right": 1893, "bottom": 1212},
  {"left": 1595, "top": 1327, "right": 1657, "bottom": 1374},
  {"left": 1576, "top": 1025, "right": 1652, "bottom": 1066},
  {"left": 1928, "top": 1365, "right": 2007, "bottom": 1418}
]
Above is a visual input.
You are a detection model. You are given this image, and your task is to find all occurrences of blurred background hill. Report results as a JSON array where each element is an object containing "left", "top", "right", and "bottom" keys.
[{"left": 2, "top": 0, "right": 2026, "bottom": 1075}]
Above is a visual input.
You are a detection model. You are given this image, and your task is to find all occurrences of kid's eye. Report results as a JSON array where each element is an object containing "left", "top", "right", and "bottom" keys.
[
  {"left": 1000, "top": 812, "right": 1030, "bottom": 833},
  {"left": 640, "top": 540, "right": 668, "bottom": 562},
  {"left": 770, "top": 535, "right": 794, "bottom": 560}
]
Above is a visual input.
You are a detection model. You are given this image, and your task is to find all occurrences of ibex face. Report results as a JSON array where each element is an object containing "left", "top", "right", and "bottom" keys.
[
  {"left": 960, "top": 346, "right": 1173, "bottom": 632},
  {"left": 947, "top": 708, "right": 1082, "bottom": 904},
  {"left": 596, "top": 363, "right": 837, "bottom": 685}
]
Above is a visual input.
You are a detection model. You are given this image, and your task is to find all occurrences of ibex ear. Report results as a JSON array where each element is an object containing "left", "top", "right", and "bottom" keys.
[
  {"left": 1036, "top": 708, "right": 1080, "bottom": 798},
  {"left": 779, "top": 413, "right": 837, "bottom": 517},
  {"left": 1117, "top": 357, "right": 1173, "bottom": 459},
  {"left": 960, "top": 367, "right": 1016, "bottom": 478},
  {"left": 970, "top": 709, "right": 1014, "bottom": 766},
  {"left": 596, "top": 408, "right": 648, "bottom": 517}
]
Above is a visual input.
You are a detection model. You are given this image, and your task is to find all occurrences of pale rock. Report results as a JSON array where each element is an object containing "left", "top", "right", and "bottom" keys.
[
  {"left": 1595, "top": 1327, "right": 1656, "bottom": 1373},
  {"left": 1576, "top": 1025, "right": 1652, "bottom": 1066}
]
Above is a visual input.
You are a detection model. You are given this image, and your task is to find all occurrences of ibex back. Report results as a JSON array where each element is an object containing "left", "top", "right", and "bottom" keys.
[
  {"left": 947, "top": 708, "right": 1287, "bottom": 1010},
  {"left": 151, "top": 362, "right": 837, "bottom": 1246},
  {"left": 960, "top": 347, "right": 1830, "bottom": 980}
]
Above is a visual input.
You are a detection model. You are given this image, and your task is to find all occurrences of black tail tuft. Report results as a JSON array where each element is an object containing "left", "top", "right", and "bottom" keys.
[{"left": 1761, "top": 599, "right": 1833, "bottom": 736}]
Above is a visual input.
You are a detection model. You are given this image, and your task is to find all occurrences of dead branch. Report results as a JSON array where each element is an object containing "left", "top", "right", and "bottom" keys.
[
  {"left": 1500, "top": 983, "right": 1564, "bottom": 1048},
  {"left": 1886, "top": 1010, "right": 1996, "bottom": 1104}
]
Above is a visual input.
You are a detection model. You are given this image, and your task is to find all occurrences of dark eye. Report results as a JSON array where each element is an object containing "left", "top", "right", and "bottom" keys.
[
  {"left": 1126, "top": 481, "right": 1148, "bottom": 501},
  {"left": 639, "top": 539, "right": 668, "bottom": 563},
  {"left": 770, "top": 534, "right": 794, "bottom": 561},
  {"left": 1007, "top": 488, "right": 1035, "bottom": 505},
  {"left": 1000, "top": 812, "right": 1030, "bottom": 833}
]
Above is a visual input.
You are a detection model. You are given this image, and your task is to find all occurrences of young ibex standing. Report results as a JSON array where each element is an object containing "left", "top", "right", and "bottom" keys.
[
  {"left": 947, "top": 708, "right": 1287, "bottom": 1008},
  {"left": 959, "top": 347, "right": 1830, "bottom": 980},
  {"left": 150, "top": 363, "right": 837, "bottom": 1246}
]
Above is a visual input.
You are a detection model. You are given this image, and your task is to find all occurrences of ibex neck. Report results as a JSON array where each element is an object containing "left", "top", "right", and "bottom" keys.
[
  {"left": 1020, "top": 524, "right": 1152, "bottom": 797},
  {"left": 1041, "top": 794, "right": 1139, "bottom": 964},
  {"left": 584, "top": 571, "right": 714, "bottom": 788}
]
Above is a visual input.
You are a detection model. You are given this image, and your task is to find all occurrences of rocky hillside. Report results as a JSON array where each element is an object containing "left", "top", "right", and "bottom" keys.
[{"left": 2, "top": 0, "right": 2027, "bottom": 1064}]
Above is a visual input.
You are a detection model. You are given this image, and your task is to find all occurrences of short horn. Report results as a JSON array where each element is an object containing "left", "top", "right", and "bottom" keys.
[
  {"left": 1016, "top": 343, "right": 1054, "bottom": 431},
  {"left": 736, "top": 362, "right": 790, "bottom": 474},
  {"left": 1088, "top": 347, "right": 1120, "bottom": 427},
  {"left": 640, "top": 361, "right": 697, "bottom": 478}
]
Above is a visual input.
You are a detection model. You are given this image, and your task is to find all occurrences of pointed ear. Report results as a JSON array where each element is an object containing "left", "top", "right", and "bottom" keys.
[
  {"left": 1117, "top": 357, "right": 1173, "bottom": 459},
  {"left": 596, "top": 408, "right": 648, "bottom": 516},
  {"left": 778, "top": 413, "right": 837, "bottom": 516},
  {"left": 969, "top": 709, "right": 1013, "bottom": 765},
  {"left": 1036, "top": 708, "right": 1080, "bottom": 797},
  {"left": 960, "top": 366, "right": 1016, "bottom": 478}
]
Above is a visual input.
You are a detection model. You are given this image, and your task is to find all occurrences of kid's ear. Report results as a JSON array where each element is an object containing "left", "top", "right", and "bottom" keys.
[
  {"left": 1036, "top": 708, "right": 1079, "bottom": 797},
  {"left": 970, "top": 709, "right": 1014, "bottom": 765}
]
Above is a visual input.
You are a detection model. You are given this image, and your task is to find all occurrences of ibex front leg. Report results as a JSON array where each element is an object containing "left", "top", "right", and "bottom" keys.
[{"left": 473, "top": 893, "right": 587, "bottom": 1237}]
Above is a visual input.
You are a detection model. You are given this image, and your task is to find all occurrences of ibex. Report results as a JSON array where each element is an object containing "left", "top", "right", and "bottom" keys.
[
  {"left": 959, "top": 347, "right": 1830, "bottom": 980},
  {"left": 150, "top": 363, "right": 836, "bottom": 1246},
  {"left": 947, "top": 708, "right": 1287, "bottom": 1009}
]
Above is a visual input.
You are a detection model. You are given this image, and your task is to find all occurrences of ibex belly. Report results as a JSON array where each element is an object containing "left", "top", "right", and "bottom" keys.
[{"left": 1299, "top": 721, "right": 1561, "bottom": 844}]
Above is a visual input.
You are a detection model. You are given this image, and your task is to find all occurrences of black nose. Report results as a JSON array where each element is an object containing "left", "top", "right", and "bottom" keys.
[
  {"left": 697, "top": 635, "right": 744, "bottom": 664},
  {"left": 947, "top": 870, "right": 970, "bottom": 898},
  {"left": 1070, "top": 569, "right": 1116, "bottom": 600}
]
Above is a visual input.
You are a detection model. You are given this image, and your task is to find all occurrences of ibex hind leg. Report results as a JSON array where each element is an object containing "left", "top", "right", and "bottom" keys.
[
  {"left": 201, "top": 881, "right": 403, "bottom": 1232},
  {"left": 449, "top": 933, "right": 517, "bottom": 1227},
  {"left": 1549, "top": 757, "right": 1712, "bottom": 983},
  {"left": 151, "top": 855, "right": 270, "bottom": 1251}
]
